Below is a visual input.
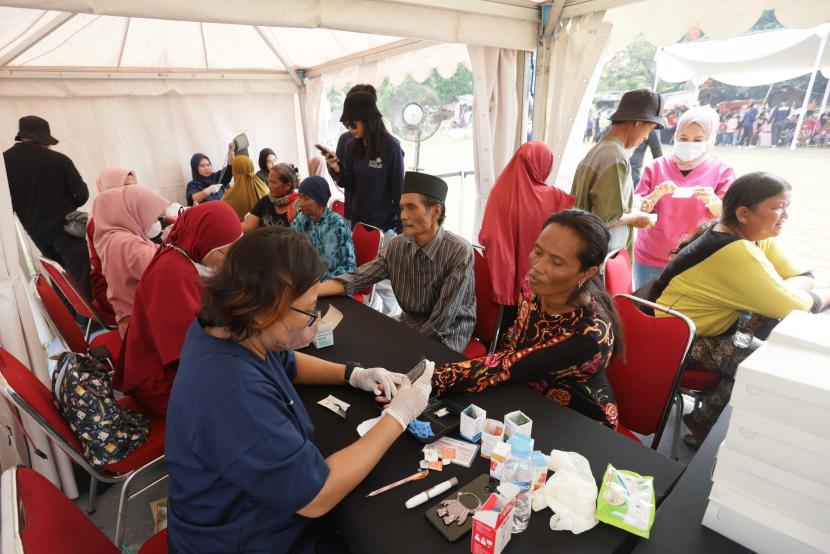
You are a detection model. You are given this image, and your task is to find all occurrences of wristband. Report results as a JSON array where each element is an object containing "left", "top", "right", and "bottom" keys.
[{"left": 344, "top": 362, "right": 362, "bottom": 385}]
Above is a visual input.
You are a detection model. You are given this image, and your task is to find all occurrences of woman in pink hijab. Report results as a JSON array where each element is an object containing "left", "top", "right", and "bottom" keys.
[
  {"left": 634, "top": 106, "right": 736, "bottom": 287},
  {"left": 92, "top": 185, "right": 170, "bottom": 335},
  {"left": 87, "top": 168, "right": 138, "bottom": 324},
  {"left": 479, "top": 141, "right": 574, "bottom": 306}
]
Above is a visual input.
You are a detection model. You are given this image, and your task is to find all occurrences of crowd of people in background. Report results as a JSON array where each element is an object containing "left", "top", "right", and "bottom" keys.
[{"left": 4, "top": 82, "right": 830, "bottom": 552}]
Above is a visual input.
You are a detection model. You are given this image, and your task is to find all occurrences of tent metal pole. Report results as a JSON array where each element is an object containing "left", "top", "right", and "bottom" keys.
[
  {"left": 762, "top": 83, "right": 774, "bottom": 108},
  {"left": 790, "top": 30, "right": 828, "bottom": 150},
  {"left": 819, "top": 77, "right": 830, "bottom": 118},
  {"left": 531, "top": 1, "right": 565, "bottom": 141},
  {"left": 516, "top": 50, "right": 532, "bottom": 147},
  {"left": 0, "top": 12, "right": 76, "bottom": 68},
  {"left": 255, "top": 26, "right": 303, "bottom": 89}
]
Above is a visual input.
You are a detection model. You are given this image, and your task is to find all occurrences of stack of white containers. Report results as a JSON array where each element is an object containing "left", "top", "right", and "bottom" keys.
[{"left": 702, "top": 311, "right": 830, "bottom": 554}]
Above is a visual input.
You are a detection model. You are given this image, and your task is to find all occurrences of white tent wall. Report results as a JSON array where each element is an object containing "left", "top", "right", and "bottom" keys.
[{"left": 0, "top": 79, "right": 301, "bottom": 207}]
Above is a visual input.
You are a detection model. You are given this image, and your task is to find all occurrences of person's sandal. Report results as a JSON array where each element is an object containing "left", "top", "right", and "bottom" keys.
[{"left": 682, "top": 413, "right": 710, "bottom": 448}]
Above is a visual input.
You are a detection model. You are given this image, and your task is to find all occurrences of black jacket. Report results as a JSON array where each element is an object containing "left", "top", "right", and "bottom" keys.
[{"left": 4, "top": 142, "right": 89, "bottom": 245}]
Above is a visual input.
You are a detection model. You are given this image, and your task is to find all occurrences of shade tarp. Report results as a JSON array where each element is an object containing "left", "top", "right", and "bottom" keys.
[{"left": 655, "top": 24, "right": 830, "bottom": 87}]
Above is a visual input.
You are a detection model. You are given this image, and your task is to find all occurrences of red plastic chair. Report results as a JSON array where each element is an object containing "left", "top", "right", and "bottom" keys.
[
  {"left": 1, "top": 466, "right": 167, "bottom": 554},
  {"left": 331, "top": 200, "right": 345, "bottom": 217},
  {"left": 39, "top": 257, "right": 117, "bottom": 335},
  {"left": 604, "top": 248, "right": 633, "bottom": 296},
  {"left": 0, "top": 348, "right": 166, "bottom": 548},
  {"left": 605, "top": 294, "right": 695, "bottom": 452},
  {"left": 671, "top": 368, "right": 721, "bottom": 459},
  {"left": 33, "top": 275, "right": 122, "bottom": 367},
  {"left": 351, "top": 222, "right": 383, "bottom": 305},
  {"left": 463, "top": 247, "right": 504, "bottom": 359}
]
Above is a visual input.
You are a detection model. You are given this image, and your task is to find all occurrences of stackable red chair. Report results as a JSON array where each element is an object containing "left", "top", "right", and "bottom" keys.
[
  {"left": 39, "top": 257, "right": 116, "bottom": 334},
  {"left": 605, "top": 294, "right": 695, "bottom": 453},
  {"left": 463, "top": 247, "right": 504, "bottom": 359},
  {"left": 0, "top": 348, "right": 166, "bottom": 548},
  {"left": 33, "top": 275, "right": 122, "bottom": 367},
  {"left": 351, "top": 222, "right": 383, "bottom": 305},
  {"left": 604, "top": 248, "right": 633, "bottom": 296},
  {"left": 331, "top": 200, "right": 346, "bottom": 218},
  {"left": 0, "top": 466, "right": 167, "bottom": 554}
]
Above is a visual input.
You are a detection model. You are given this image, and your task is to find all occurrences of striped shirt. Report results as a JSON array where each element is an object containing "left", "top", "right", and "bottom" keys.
[{"left": 335, "top": 227, "right": 476, "bottom": 352}]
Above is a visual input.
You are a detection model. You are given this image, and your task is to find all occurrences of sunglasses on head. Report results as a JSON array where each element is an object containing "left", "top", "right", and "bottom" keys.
[{"left": 343, "top": 121, "right": 358, "bottom": 130}]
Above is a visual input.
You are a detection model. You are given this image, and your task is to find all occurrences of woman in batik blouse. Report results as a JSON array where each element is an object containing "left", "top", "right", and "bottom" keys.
[{"left": 434, "top": 209, "right": 622, "bottom": 428}]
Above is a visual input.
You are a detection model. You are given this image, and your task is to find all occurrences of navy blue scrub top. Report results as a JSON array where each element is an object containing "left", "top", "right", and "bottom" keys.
[{"left": 165, "top": 320, "right": 330, "bottom": 553}]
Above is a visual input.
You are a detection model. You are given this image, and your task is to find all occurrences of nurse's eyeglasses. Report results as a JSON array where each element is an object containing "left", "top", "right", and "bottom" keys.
[
  {"left": 290, "top": 306, "right": 321, "bottom": 327},
  {"left": 343, "top": 121, "right": 358, "bottom": 130}
]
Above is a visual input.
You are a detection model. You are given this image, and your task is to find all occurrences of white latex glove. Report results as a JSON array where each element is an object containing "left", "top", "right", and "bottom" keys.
[
  {"left": 205, "top": 183, "right": 223, "bottom": 195},
  {"left": 349, "top": 367, "right": 405, "bottom": 400},
  {"left": 383, "top": 362, "right": 434, "bottom": 431},
  {"left": 164, "top": 202, "right": 184, "bottom": 218}
]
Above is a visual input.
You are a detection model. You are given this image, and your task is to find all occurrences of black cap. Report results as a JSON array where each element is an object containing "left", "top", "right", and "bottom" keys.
[
  {"left": 340, "top": 91, "right": 382, "bottom": 122},
  {"left": 610, "top": 89, "right": 665, "bottom": 129},
  {"left": 403, "top": 171, "right": 447, "bottom": 202},
  {"left": 15, "top": 115, "right": 59, "bottom": 145}
]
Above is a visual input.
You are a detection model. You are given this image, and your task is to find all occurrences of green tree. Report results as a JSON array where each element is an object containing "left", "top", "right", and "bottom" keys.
[{"left": 596, "top": 35, "right": 687, "bottom": 95}]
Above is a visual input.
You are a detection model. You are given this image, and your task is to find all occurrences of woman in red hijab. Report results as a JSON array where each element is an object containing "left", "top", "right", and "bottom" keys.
[
  {"left": 119, "top": 201, "right": 242, "bottom": 417},
  {"left": 478, "top": 141, "right": 574, "bottom": 306}
]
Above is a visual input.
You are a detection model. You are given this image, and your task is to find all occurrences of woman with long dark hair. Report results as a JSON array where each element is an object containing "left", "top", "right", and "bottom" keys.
[
  {"left": 433, "top": 209, "right": 622, "bottom": 428},
  {"left": 650, "top": 172, "right": 830, "bottom": 444}
]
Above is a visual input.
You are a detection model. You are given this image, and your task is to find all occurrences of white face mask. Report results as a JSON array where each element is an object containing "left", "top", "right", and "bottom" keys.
[
  {"left": 674, "top": 141, "right": 708, "bottom": 162},
  {"left": 194, "top": 263, "right": 215, "bottom": 278},
  {"left": 144, "top": 220, "right": 162, "bottom": 239}
]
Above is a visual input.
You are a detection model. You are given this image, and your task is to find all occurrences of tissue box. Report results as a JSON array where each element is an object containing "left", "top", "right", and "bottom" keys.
[
  {"left": 731, "top": 341, "right": 830, "bottom": 440},
  {"left": 703, "top": 484, "right": 830, "bottom": 554},
  {"left": 532, "top": 451, "right": 548, "bottom": 490},
  {"left": 312, "top": 320, "right": 335, "bottom": 348},
  {"left": 723, "top": 408, "right": 830, "bottom": 486},
  {"left": 471, "top": 483, "right": 520, "bottom": 554},
  {"left": 460, "top": 404, "right": 486, "bottom": 442},
  {"left": 503, "top": 410, "right": 532, "bottom": 440},
  {"left": 489, "top": 442, "right": 511, "bottom": 480},
  {"left": 713, "top": 445, "right": 830, "bottom": 530}
]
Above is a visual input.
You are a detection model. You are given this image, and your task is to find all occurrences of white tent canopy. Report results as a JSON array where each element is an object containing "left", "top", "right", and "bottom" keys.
[{"left": 655, "top": 24, "right": 830, "bottom": 86}]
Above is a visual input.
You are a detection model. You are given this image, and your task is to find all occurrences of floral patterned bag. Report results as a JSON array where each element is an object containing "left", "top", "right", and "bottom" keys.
[{"left": 51, "top": 352, "right": 149, "bottom": 466}]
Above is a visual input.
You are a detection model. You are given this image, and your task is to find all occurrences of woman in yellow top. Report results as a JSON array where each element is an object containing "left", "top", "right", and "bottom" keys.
[
  {"left": 222, "top": 155, "right": 269, "bottom": 220},
  {"left": 648, "top": 172, "right": 830, "bottom": 444}
]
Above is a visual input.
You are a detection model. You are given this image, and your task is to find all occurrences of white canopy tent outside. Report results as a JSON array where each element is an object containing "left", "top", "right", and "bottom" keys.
[{"left": 2, "top": 0, "right": 829, "bottom": 498}]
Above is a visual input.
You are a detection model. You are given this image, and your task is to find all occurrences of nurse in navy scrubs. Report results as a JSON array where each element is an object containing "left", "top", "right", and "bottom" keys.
[{"left": 165, "top": 227, "right": 434, "bottom": 553}]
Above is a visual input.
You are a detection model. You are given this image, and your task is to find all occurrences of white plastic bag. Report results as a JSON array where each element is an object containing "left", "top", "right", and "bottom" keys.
[{"left": 530, "top": 449, "right": 598, "bottom": 534}]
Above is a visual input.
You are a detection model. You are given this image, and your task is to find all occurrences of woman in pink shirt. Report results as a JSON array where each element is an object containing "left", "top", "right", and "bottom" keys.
[{"left": 633, "top": 106, "right": 736, "bottom": 288}]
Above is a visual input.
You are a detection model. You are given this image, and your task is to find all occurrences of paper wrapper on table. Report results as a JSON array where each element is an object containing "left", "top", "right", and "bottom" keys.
[
  {"left": 471, "top": 483, "right": 520, "bottom": 554},
  {"left": 312, "top": 305, "right": 343, "bottom": 348},
  {"left": 460, "top": 404, "right": 486, "bottom": 442},
  {"left": 503, "top": 410, "right": 532, "bottom": 441}
]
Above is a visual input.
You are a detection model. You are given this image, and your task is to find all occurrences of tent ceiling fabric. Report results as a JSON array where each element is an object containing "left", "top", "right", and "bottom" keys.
[{"left": 655, "top": 24, "right": 830, "bottom": 87}]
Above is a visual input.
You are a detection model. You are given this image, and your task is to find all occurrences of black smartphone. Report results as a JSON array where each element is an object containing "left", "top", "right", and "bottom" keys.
[
  {"left": 314, "top": 143, "right": 331, "bottom": 156},
  {"left": 406, "top": 358, "right": 428, "bottom": 383}
]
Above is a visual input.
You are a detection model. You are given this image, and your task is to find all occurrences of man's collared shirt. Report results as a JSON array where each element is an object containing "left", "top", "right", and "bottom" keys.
[{"left": 336, "top": 227, "right": 476, "bottom": 353}]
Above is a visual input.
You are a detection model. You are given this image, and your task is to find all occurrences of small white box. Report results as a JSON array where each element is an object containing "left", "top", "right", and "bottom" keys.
[
  {"left": 723, "top": 408, "right": 830, "bottom": 486},
  {"left": 503, "top": 410, "right": 532, "bottom": 441},
  {"left": 713, "top": 445, "right": 830, "bottom": 530},
  {"left": 731, "top": 341, "right": 830, "bottom": 440},
  {"left": 703, "top": 484, "right": 830, "bottom": 553},
  {"left": 460, "top": 404, "right": 486, "bottom": 442},
  {"left": 471, "top": 483, "right": 520, "bottom": 554},
  {"left": 768, "top": 310, "right": 830, "bottom": 354},
  {"left": 489, "top": 441, "right": 511, "bottom": 480},
  {"left": 312, "top": 320, "right": 335, "bottom": 348}
]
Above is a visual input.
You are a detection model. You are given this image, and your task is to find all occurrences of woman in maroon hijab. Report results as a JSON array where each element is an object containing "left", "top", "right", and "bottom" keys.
[{"left": 119, "top": 202, "right": 241, "bottom": 416}]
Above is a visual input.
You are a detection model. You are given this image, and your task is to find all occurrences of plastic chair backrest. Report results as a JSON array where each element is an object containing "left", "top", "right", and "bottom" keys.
[
  {"left": 39, "top": 257, "right": 97, "bottom": 322},
  {"left": 34, "top": 275, "right": 87, "bottom": 355},
  {"left": 331, "top": 200, "right": 345, "bottom": 217},
  {"left": 0, "top": 348, "right": 82, "bottom": 451},
  {"left": 351, "top": 222, "right": 382, "bottom": 266},
  {"left": 605, "top": 294, "right": 695, "bottom": 449},
  {"left": 604, "top": 248, "right": 633, "bottom": 296},
  {"left": 6, "top": 467, "right": 120, "bottom": 554},
  {"left": 472, "top": 248, "right": 501, "bottom": 343}
]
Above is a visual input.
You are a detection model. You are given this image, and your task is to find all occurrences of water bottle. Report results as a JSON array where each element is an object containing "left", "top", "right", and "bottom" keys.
[
  {"left": 733, "top": 312, "right": 754, "bottom": 348},
  {"left": 501, "top": 433, "right": 534, "bottom": 533}
]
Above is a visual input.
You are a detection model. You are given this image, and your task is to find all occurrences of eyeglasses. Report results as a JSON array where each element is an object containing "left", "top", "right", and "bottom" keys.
[
  {"left": 343, "top": 121, "right": 358, "bottom": 130},
  {"left": 290, "top": 306, "right": 321, "bottom": 327}
]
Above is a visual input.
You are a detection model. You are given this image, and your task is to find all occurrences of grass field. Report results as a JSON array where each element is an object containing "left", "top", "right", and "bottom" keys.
[{"left": 410, "top": 128, "right": 830, "bottom": 283}]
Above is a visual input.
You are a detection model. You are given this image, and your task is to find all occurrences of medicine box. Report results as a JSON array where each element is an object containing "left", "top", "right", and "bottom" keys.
[
  {"left": 489, "top": 442, "right": 511, "bottom": 480},
  {"left": 723, "top": 408, "right": 830, "bottom": 486},
  {"left": 713, "top": 445, "right": 830, "bottom": 531},
  {"left": 730, "top": 341, "right": 830, "bottom": 440},
  {"left": 532, "top": 451, "right": 548, "bottom": 491},
  {"left": 460, "top": 404, "right": 486, "bottom": 443},
  {"left": 503, "top": 410, "right": 532, "bottom": 440},
  {"left": 471, "top": 483, "right": 520, "bottom": 554},
  {"left": 312, "top": 320, "right": 335, "bottom": 348},
  {"left": 703, "top": 484, "right": 830, "bottom": 554}
]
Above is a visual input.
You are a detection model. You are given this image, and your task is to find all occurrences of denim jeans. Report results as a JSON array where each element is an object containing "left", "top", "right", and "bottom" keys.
[{"left": 633, "top": 260, "right": 663, "bottom": 290}]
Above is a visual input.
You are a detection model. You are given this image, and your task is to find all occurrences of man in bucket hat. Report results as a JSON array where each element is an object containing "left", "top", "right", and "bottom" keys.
[
  {"left": 4, "top": 116, "right": 91, "bottom": 294},
  {"left": 572, "top": 89, "right": 665, "bottom": 255}
]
